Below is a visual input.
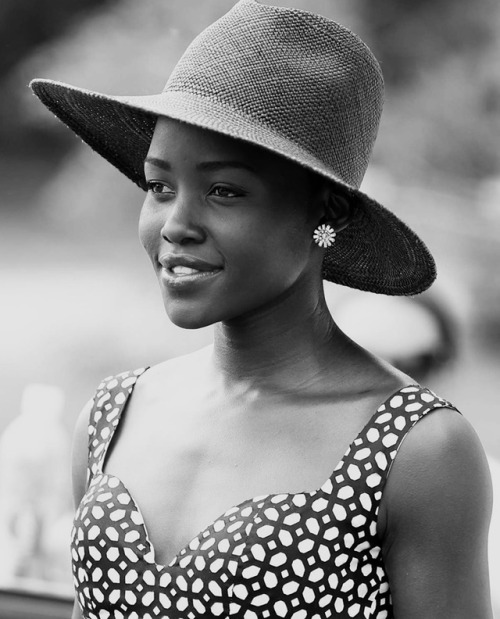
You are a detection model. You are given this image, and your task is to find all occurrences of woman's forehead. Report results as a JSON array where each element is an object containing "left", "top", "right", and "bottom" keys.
[
  {"left": 149, "top": 117, "right": 257, "bottom": 158},
  {"left": 146, "top": 116, "right": 308, "bottom": 180}
]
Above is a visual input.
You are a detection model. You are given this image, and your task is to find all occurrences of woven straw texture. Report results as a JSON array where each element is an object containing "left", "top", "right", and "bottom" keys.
[{"left": 30, "top": 0, "right": 436, "bottom": 295}]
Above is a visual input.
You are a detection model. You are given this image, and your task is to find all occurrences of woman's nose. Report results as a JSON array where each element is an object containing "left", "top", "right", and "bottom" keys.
[{"left": 160, "top": 194, "right": 206, "bottom": 245}]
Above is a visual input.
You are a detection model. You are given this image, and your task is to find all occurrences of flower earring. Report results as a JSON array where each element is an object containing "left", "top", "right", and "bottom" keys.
[{"left": 313, "top": 222, "right": 336, "bottom": 248}]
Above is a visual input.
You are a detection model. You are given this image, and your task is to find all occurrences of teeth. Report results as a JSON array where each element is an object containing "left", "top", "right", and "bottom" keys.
[{"left": 171, "top": 265, "right": 200, "bottom": 275}]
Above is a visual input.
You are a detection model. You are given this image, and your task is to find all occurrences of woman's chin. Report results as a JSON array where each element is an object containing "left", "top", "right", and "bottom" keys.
[{"left": 163, "top": 303, "right": 217, "bottom": 331}]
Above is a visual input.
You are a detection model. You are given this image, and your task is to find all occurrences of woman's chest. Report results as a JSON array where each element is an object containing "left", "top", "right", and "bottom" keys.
[
  {"left": 99, "top": 394, "right": 377, "bottom": 567},
  {"left": 75, "top": 370, "right": 406, "bottom": 616}
]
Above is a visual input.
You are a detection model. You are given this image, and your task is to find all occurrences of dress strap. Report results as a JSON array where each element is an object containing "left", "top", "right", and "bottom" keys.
[
  {"left": 332, "top": 385, "right": 460, "bottom": 528},
  {"left": 86, "top": 367, "right": 149, "bottom": 488}
]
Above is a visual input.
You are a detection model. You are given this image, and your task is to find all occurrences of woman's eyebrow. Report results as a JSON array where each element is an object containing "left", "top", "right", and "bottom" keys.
[
  {"left": 196, "top": 161, "right": 258, "bottom": 174},
  {"left": 144, "top": 156, "right": 257, "bottom": 175},
  {"left": 144, "top": 156, "right": 171, "bottom": 171}
]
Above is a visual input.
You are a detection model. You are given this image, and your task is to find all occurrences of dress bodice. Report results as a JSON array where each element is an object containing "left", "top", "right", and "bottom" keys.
[{"left": 72, "top": 368, "right": 456, "bottom": 618}]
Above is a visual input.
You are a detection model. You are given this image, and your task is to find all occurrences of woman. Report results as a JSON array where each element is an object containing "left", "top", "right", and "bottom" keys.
[{"left": 31, "top": 1, "right": 493, "bottom": 617}]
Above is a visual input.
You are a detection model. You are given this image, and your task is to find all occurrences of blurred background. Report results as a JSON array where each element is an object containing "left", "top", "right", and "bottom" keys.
[{"left": 0, "top": 0, "right": 499, "bottom": 613}]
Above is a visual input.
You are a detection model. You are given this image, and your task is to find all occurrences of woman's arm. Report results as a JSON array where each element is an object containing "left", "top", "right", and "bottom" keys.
[
  {"left": 70, "top": 399, "right": 93, "bottom": 619},
  {"left": 72, "top": 398, "right": 93, "bottom": 509},
  {"left": 380, "top": 407, "right": 493, "bottom": 618},
  {"left": 71, "top": 599, "right": 83, "bottom": 619}
]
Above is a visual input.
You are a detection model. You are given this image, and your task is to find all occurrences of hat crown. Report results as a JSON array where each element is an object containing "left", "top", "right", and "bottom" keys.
[{"left": 164, "top": 0, "right": 384, "bottom": 188}]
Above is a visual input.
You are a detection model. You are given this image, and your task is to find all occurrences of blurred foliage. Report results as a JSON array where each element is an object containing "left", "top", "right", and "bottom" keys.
[
  {"left": 0, "top": 0, "right": 116, "bottom": 148},
  {"left": 358, "top": 0, "right": 500, "bottom": 182},
  {"left": 0, "top": 0, "right": 114, "bottom": 76},
  {"left": 359, "top": 0, "right": 497, "bottom": 87}
]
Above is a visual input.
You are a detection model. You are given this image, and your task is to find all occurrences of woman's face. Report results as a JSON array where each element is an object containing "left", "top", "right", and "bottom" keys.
[{"left": 139, "top": 117, "right": 322, "bottom": 329}]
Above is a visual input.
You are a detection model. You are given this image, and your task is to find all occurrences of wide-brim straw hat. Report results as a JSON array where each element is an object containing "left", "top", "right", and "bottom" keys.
[{"left": 30, "top": 0, "right": 436, "bottom": 295}]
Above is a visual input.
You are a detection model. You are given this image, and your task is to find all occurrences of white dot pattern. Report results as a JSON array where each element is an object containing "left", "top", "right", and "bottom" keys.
[{"left": 72, "top": 369, "right": 457, "bottom": 618}]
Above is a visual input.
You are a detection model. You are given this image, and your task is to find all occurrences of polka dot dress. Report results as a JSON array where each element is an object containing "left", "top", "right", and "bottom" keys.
[{"left": 72, "top": 369, "right": 457, "bottom": 618}]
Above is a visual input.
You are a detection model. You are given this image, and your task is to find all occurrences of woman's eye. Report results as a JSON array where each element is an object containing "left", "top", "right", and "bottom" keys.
[
  {"left": 211, "top": 185, "right": 241, "bottom": 198},
  {"left": 147, "top": 181, "right": 174, "bottom": 195}
]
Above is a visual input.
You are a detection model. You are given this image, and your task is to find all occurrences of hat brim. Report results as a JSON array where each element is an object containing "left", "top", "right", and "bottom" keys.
[{"left": 30, "top": 78, "right": 435, "bottom": 295}]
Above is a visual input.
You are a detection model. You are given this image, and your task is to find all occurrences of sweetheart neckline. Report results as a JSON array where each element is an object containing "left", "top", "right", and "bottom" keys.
[
  {"left": 94, "top": 372, "right": 421, "bottom": 569},
  {"left": 91, "top": 470, "right": 327, "bottom": 570}
]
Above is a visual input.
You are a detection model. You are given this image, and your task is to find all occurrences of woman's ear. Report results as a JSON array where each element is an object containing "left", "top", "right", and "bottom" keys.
[
  {"left": 314, "top": 181, "right": 353, "bottom": 231},
  {"left": 326, "top": 192, "right": 352, "bottom": 232},
  {"left": 308, "top": 176, "right": 353, "bottom": 232}
]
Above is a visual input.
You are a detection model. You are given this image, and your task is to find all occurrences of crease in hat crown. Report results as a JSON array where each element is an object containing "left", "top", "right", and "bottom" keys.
[{"left": 29, "top": 0, "right": 437, "bottom": 296}]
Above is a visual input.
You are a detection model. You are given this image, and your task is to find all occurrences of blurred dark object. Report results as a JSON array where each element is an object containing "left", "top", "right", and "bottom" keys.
[{"left": 333, "top": 290, "right": 459, "bottom": 383}]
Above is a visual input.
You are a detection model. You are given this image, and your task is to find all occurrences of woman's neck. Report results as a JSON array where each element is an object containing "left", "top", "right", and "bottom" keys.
[{"left": 211, "top": 280, "right": 352, "bottom": 396}]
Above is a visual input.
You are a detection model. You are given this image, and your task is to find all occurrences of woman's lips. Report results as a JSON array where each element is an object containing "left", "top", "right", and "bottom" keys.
[
  {"left": 158, "top": 253, "right": 223, "bottom": 286},
  {"left": 160, "top": 266, "right": 222, "bottom": 288}
]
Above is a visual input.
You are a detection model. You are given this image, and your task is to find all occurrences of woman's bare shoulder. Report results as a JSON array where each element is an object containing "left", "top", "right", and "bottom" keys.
[
  {"left": 380, "top": 405, "right": 493, "bottom": 617},
  {"left": 381, "top": 406, "right": 492, "bottom": 527},
  {"left": 133, "top": 345, "right": 214, "bottom": 399},
  {"left": 69, "top": 350, "right": 211, "bottom": 505},
  {"left": 145, "top": 345, "right": 213, "bottom": 380},
  {"left": 387, "top": 406, "right": 490, "bottom": 497}
]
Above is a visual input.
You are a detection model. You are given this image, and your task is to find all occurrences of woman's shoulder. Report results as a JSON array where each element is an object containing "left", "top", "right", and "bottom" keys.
[
  {"left": 380, "top": 397, "right": 492, "bottom": 534},
  {"left": 148, "top": 345, "right": 213, "bottom": 377},
  {"left": 386, "top": 399, "right": 486, "bottom": 484},
  {"left": 88, "top": 345, "right": 214, "bottom": 400},
  {"left": 72, "top": 348, "right": 209, "bottom": 447},
  {"left": 378, "top": 396, "right": 493, "bottom": 616},
  {"left": 133, "top": 345, "right": 214, "bottom": 396}
]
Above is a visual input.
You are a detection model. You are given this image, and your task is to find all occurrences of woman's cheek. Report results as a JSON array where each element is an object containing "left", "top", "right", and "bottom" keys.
[{"left": 138, "top": 206, "right": 160, "bottom": 260}]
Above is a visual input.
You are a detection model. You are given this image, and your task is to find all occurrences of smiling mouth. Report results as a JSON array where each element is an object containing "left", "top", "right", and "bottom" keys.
[
  {"left": 158, "top": 253, "right": 223, "bottom": 286},
  {"left": 161, "top": 264, "right": 223, "bottom": 284}
]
